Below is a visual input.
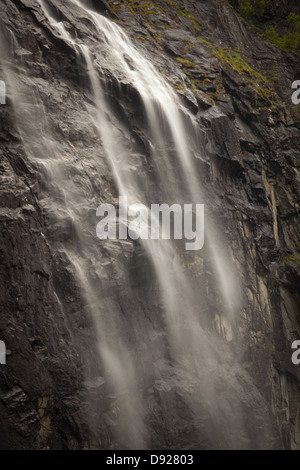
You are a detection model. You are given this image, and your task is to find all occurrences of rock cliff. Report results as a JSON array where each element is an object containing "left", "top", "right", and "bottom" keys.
[{"left": 0, "top": 0, "right": 299, "bottom": 449}]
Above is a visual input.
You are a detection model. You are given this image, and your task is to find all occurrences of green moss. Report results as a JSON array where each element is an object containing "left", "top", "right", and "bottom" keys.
[
  {"left": 176, "top": 57, "right": 197, "bottom": 68},
  {"left": 134, "top": 34, "right": 146, "bottom": 42},
  {"left": 173, "top": 83, "right": 186, "bottom": 91},
  {"left": 163, "top": 1, "right": 201, "bottom": 32},
  {"left": 255, "top": 86, "right": 273, "bottom": 100},
  {"left": 214, "top": 79, "right": 224, "bottom": 99},
  {"left": 148, "top": 28, "right": 162, "bottom": 44},
  {"left": 195, "top": 35, "right": 278, "bottom": 105},
  {"left": 124, "top": 0, "right": 158, "bottom": 18},
  {"left": 189, "top": 78, "right": 201, "bottom": 87},
  {"left": 182, "top": 42, "right": 198, "bottom": 55},
  {"left": 284, "top": 254, "right": 300, "bottom": 275},
  {"left": 110, "top": 4, "right": 122, "bottom": 14},
  {"left": 197, "top": 37, "right": 266, "bottom": 82},
  {"left": 197, "top": 37, "right": 214, "bottom": 48},
  {"left": 216, "top": 48, "right": 267, "bottom": 81},
  {"left": 248, "top": 81, "right": 275, "bottom": 106},
  {"left": 178, "top": 9, "right": 201, "bottom": 32}
]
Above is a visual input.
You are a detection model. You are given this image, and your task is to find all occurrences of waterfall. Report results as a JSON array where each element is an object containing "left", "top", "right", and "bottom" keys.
[{"left": 1, "top": 0, "right": 279, "bottom": 449}]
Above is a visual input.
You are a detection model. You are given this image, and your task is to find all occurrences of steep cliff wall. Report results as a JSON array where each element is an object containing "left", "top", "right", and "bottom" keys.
[{"left": 0, "top": 0, "right": 299, "bottom": 449}]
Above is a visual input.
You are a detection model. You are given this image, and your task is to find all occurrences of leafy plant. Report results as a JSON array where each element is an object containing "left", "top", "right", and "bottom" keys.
[
  {"left": 235, "top": 1, "right": 300, "bottom": 52},
  {"left": 264, "top": 24, "right": 300, "bottom": 52},
  {"left": 237, "top": 0, "right": 268, "bottom": 21},
  {"left": 287, "top": 12, "right": 300, "bottom": 32}
]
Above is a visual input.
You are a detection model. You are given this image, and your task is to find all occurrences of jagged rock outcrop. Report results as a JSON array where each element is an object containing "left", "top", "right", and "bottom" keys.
[{"left": 0, "top": 0, "right": 299, "bottom": 449}]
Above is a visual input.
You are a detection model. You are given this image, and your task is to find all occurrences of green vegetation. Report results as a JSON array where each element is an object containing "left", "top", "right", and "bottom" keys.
[
  {"left": 134, "top": 34, "right": 146, "bottom": 42},
  {"left": 122, "top": 0, "right": 201, "bottom": 33},
  {"left": 196, "top": 36, "right": 277, "bottom": 105},
  {"left": 284, "top": 254, "right": 300, "bottom": 276},
  {"left": 264, "top": 14, "right": 300, "bottom": 52},
  {"left": 213, "top": 78, "right": 224, "bottom": 100},
  {"left": 237, "top": 0, "right": 268, "bottom": 21},
  {"left": 216, "top": 48, "right": 266, "bottom": 81},
  {"left": 176, "top": 57, "right": 197, "bottom": 68},
  {"left": 110, "top": 3, "right": 121, "bottom": 14},
  {"left": 291, "top": 105, "right": 300, "bottom": 124},
  {"left": 177, "top": 9, "right": 201, "bottom": 32},
  {"left": 197, "top": 37, "right": 213, "bottom": 48},
  {"left": 182, "top": 42, "right": 198, "bottom": 55},
  {"left": 197, "top": 37, "right": 266, "bottom": 82},
  {"left": 234, "top": 1, "right": 300, "bottom": 52},
  {"left": 113, "top": 0, "right": 282, "bottom": 107},
  {"left": 266, "top": 64, "right": 279, "bottom": 82},
  {"left": 124, "top": 0, "right": 158, "bottom": 17},
  {"left": 250, "top": 83, "right": 275, "bottom": 106},
  {"left": 173, "top": 82, "right": 186, "bottom": 91},
  {"left": 164, "top": 0, "right": 201, "bottom": 32},
  {"left": 288, "top": 12, "right": 300, "bottom": 30}
]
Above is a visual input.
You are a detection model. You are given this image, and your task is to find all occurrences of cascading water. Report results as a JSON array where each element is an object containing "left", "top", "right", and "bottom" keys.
[{"left": 1, "top": 0, "right": 280, "bottom": 449}]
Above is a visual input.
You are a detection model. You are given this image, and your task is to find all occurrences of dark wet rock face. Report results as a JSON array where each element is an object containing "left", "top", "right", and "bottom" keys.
[{"left": 0, "top": 0, "right": 299, "bottom": 450}]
